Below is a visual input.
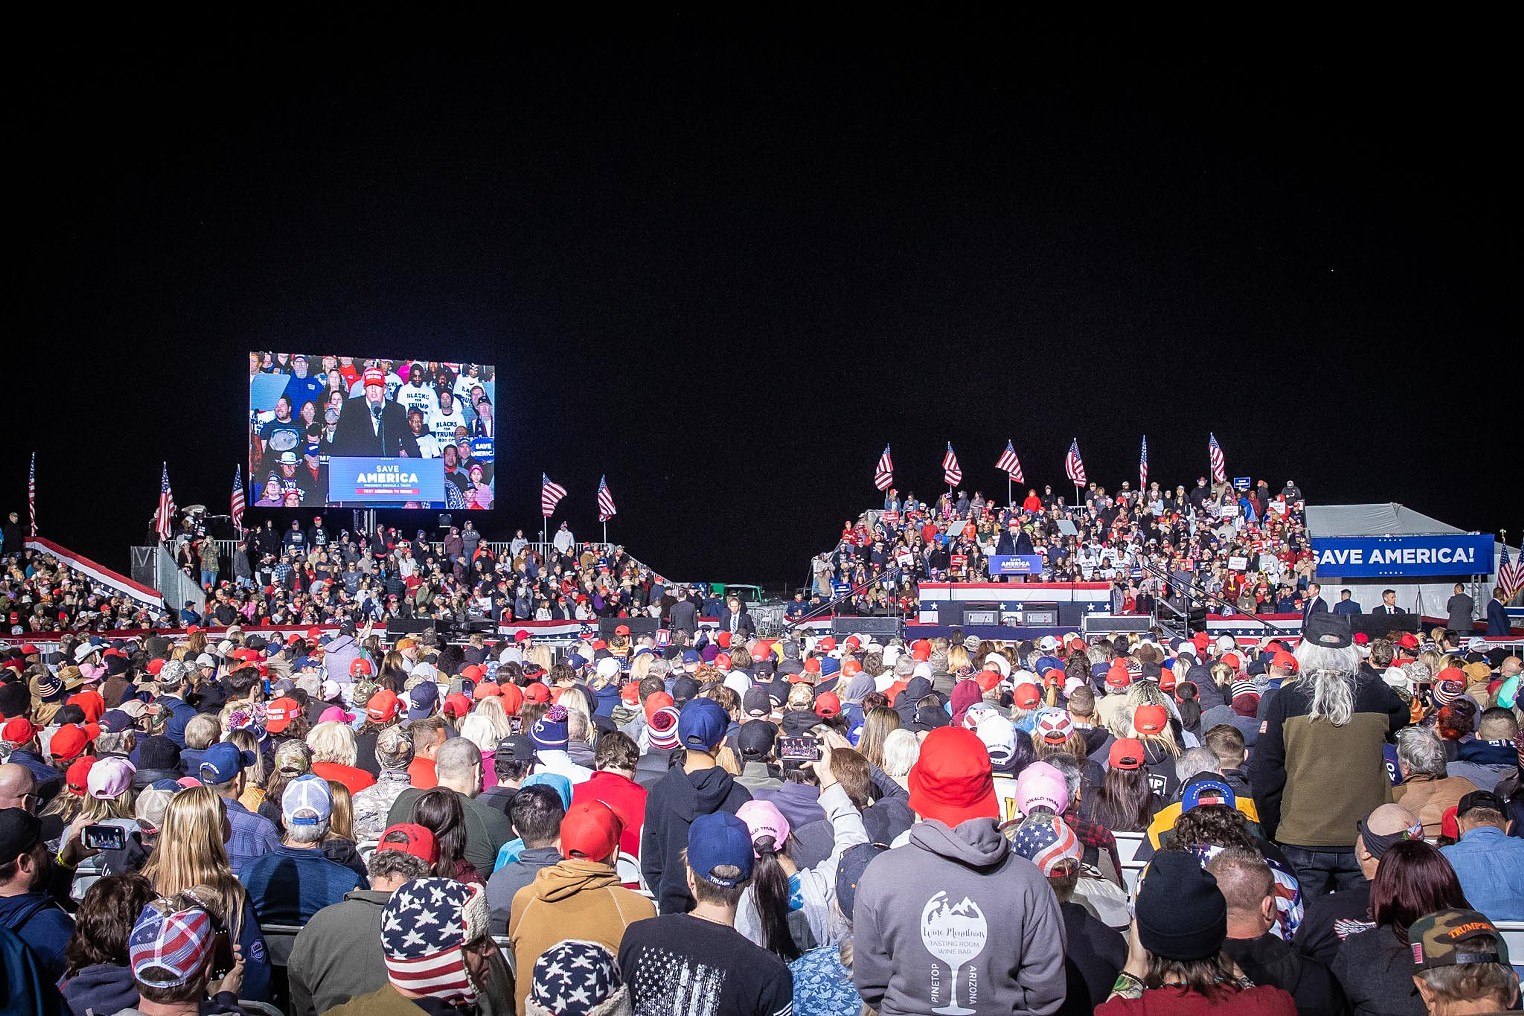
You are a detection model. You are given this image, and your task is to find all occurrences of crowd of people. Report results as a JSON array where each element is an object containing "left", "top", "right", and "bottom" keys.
[
  {"left": 805, "top": 479, "right": 1329, "bottom": 621},
  {"left": 1, "top": 605, "right": 1521, "bottom": 1014}
]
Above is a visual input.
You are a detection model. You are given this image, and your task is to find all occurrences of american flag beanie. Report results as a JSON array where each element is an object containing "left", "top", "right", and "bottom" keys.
[{"left": 380, "top": 877, "right": 491, "bottom": 1006}]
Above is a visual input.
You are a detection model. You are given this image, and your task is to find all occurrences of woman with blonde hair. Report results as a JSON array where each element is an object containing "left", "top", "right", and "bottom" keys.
[
  {"left": 320, "top": 780, "right": 367, "bottom": 879},
  {"left": 141, "top": 786, "right": 272, "bottom": 1002},
  {"left": 307, "top": 720, "right": 375, "bottom": 795},
  {"left": 855, "top": 707, "right": 901, "bottom": 770},
  {"left": 226, "top": 727, "right": 267, "bottom": 814}
]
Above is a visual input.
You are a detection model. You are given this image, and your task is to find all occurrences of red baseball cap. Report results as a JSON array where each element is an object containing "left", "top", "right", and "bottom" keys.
[
  {"left": 614, "top": 624, "right": 631, "bottom": 636},
  {"left": 146, "top": 658, "right": 166, "bottom": 677},
  {"left": 523, "top": 682, "right": 550, "bottom": 704},
  {"left": 0, "top": 716, "right": 40, "bottom": 744},
  {"left": 366, "top": 689, "right": 401, "bottom": 723},
  {"left": 818, "top": 637, "right": 837, "bottom": 652},
  {"left": 1105, "top": 664, "right": 1131, "bottom": 691},
  {"left": 975, "top": 669, "right": 1003, "bottom": 693},
  {"left": 1109, "top": 737, "right": 1145, "bottom": 770},
  {"left": 363, "top": 367, "right": 386, "bottom": 388},
  {"left": 815, "top": 691, "right": 842, "bottom": 718},
  {"left": 50, "top": 723, "right": 93, "bottom": 762},
  {"left": 908, "top": 727, "right": 998, "bottom": 827},
  {"left": 514, "top": 630, "right": 531, "bottom": 642},
  {"left": 1396, "top": 633, "right": 1420, "bottom": 650},
  {"left": 1271, "top": 651, "right": 1299, "bottom": 674},
  {"left": 716, "top": 631, "right": 732, "bottom": 649},
  {"left": 472, "top": 680, "right": 501, "bottom": 701},
  {"left": 497, "top": 684, "right": 524, "bottom": 715},
  {"left": 842, "top": 659, "right": 863, "bottom": 677},
  {"left": 803, "top": 658, "right": 821, "bottom": 675},
  {"left": 377, "top": 823, "right": 438, "bottom": 864},
  {"left": 1013, "top": 683, "right": 1041, "bottom": 709},
  {"left": 1134, "top": 704, "right": 1168, "bottom": 735},
  {"left": 442, "top": 693, "right": 472, "bottom": 719},
  {"left": 350, "top": 658, "right": 373, "bottom": 677},
  {"left": 65, "top": 756, "right": 98, "bottom": 796},
  {"left": 559, "top": 800, "right": 623, "bottom": 861},
  {"left": 265, "top": 697, "right": 301, "bottom": 733}
]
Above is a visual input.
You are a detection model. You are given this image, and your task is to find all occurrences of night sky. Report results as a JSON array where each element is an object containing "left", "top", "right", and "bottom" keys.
[{"left": 10, "top": 34, "right": 1515, "bottom": 589}]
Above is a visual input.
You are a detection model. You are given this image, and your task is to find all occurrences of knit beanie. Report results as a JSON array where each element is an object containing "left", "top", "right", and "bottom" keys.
[
  {"left": 380, "top": 877, "right": 490, "bottom": 1007},
  {"left": 525, "top": 940, "right": 631, "bottom": 1016},
  {"left": 137, "top": 735, "right": 181, "bottom": 772},
  {"left": 531, "top": 705, "right": 570, "bottom": 752},
  {"left": 1136, "top": 851, "right": 1227, "bottom": 961}
]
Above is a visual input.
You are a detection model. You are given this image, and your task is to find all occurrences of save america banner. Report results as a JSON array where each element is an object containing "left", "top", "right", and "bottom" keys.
[{"left": 1309, "top": 534, "right": 1494, "bottom": 579}]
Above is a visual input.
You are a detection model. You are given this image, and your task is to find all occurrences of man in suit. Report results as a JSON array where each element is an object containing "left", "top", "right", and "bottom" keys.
[
  {"left": 1487, "top": 586, "right": 1512, "bottom": 636},
  {"left": 1332, "top": 588, "right": 1362, "bottom": 616},
  {"left": 1303, "top": 582, "right": 1329, "bottom": 622},
  {"left": 718, "top": 595, "right": 755, "bottom": 638},
  {"left": 1446, "top": 583, "right": 1476, "bottom": 634},
  {"left": 1372, "top": 588, "right": 1406, "bottom": 615},
  {"left": 331, "top": 366, "right": 420, "bottom": 458}
]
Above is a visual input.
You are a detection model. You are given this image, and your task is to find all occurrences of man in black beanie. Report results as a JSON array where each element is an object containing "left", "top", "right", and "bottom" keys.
[{"left": 1100, "top": 851, "right": 1296, "bottom": 1013}]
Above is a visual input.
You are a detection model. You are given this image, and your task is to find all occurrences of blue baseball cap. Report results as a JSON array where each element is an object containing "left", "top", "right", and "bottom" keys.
[
  {"left": 678, "top": 698, "right": 728, "bottom": 752},
  {"left": 681, "top": 650, "right": 702, "bottom": 666},
  {"left": 407, "top": 681, "right": 439, "bottom": 720},
  {"left": 197, "top": 742, "right": 255, "bottom": 786},
  {"left": 1181, "top": 774, "right": 1236, "bottom": 813},
  {"left": 820, "top": 657, "right": 841, "bottom": 678},
  {"left": 687, "top": 812, "right": 754, "bottom": 888}
]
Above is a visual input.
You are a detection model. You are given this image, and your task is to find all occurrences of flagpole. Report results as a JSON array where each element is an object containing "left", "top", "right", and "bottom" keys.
[{"left": 602, "top": 520, "right": 607, "bottom": 545}]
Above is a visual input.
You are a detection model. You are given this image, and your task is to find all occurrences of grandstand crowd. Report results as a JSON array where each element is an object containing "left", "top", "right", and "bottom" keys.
[{"left": 1, "top": 597, "right": 1522, "bottom": 1015}]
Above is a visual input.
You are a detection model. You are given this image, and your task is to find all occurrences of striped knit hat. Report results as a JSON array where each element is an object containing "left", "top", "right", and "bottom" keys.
[{"left": 380, "top": 877, "right": 491, "bottom": 1006}]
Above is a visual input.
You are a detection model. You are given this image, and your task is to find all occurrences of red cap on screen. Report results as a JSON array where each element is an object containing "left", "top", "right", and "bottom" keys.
[{"left": 363, "top": 367, "right": 386, "bottom": 388}]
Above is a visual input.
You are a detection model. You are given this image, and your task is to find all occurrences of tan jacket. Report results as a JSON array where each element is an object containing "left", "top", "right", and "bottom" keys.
[
  {"left": 1393, "top": 774, "right": 1479, "bottom": 839},
  {"left": 508, "top": 858, "right": 655, "bottom": 1012}
]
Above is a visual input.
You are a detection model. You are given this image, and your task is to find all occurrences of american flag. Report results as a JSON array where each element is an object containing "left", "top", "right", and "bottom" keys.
[
  {"left": 154, "top": 462, "right": 176, "bottom": 542},
  {"left": 231, "top": 465, "right": 246, "bottom": 533},
  {"left": 1209, "top": 432, "right": 1226, "bottom": 483},
  {"left": 942, "top": 442, "right": 962, "bottom": 486},
  {"left": 1065, "top": 438, "right": 1086, "bottom": 486},
  {"left": 874, "top": 444, "right": 894, "bottom": 491},
  {"left": 596, "top": 474, "right": 617, "bottom": 522},
  {"left": 1139, "top": 435, "right": 1149, "bottom": 489},
  {"left": 1501, "top": 539, "right": 1524, "bottom": 601},
  {"left": 27, "top": 452, "right": 36, "bottom": 536},
  {"left": 540, "top": 473, "right": 567, "bottom": 517},
  {"left": 996, "top": 440, "right": 1024, "bottom": 482}
]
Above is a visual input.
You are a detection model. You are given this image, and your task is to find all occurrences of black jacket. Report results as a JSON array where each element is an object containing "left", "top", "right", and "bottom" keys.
[
  {"left": 1224, "top": 932, "right": 1346, "bottom": 1016},
  {"left": 640, "top": 764, "right": 751, "bottom": 915},
  {"left": 330, "top": 398, "right": 420, "bottom": 458}
]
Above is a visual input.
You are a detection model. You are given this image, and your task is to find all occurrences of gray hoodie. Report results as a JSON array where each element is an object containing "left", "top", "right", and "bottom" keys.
[{"left": 853, "top": 817, "right": 1066, "bottom": 1016}]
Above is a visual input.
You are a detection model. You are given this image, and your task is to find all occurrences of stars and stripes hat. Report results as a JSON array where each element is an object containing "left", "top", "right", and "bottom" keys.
[
  {"left": 1011, "top": 815, "right": 1081, "bottom": 876},
  {"left": 129, "top": 899, "right": 214, "bottom": 988},
  {"left": 380, "top": 877, "right": 491, "bottom": 1006},
  {"left": 526, "top": 939, "right": 629, "bottom": 1016}
]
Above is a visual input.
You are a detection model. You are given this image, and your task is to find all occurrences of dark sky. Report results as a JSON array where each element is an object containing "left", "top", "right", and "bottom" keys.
[{"left": 9, "top": 33, "right": 1515, "bottom": 588}]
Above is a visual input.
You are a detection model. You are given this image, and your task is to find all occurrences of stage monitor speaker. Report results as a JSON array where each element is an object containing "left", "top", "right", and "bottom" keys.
[
  {"left": 964, "top": 609, "right": 999, "bottom": 626},
  {"left": 386, "top": 618, "right": 438, "bottom": 639},
  {"left": 600, "top": 617, "right": 659, "bottom": 639},
  {"left": 832, "top": 617, "right": 902, "bottom": 639},
  {"left": 1084, "top": 614, "right": 1152, "bottom": 635},
  {"left": 1349, "top": 614, "right": 1419, "bottom": 640},
  {"left": 1023, "top": 602, "right": 1059, "bottom": 627}
]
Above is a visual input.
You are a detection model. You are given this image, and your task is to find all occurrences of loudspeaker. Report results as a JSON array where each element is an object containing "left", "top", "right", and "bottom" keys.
[
  {"left": 1349, "top": 614, "right": 1419, "bottom": 639},
  {"left": 386, "top": 618, "right": 438, "bottom": 639},
  {"left": 1084, "top": 614, "right": 1153, "bottom": 634},
  {"left": 832, "top": 617, "right": 902, "bottom": 639},
  {"left": 600, "top": 617, "right": 658, "bottom": 639}
]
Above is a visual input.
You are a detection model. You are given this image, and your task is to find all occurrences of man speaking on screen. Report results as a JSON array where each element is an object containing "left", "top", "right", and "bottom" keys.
[{"left": 332, "top": 365, "right": 420, "bottom": 458}]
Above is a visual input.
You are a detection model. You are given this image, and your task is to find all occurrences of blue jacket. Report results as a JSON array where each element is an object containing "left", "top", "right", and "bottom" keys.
[
  {"left": 0, "top": 891, "right": 73, "bottom": 983},
  {"left": 1441, "top": 826, "right": 1524, "bottom": 921},
  {"left": 1487, "top": 597, "right": 1511, "bottom": 636},
  {"left": 160, "top": 696, "right": 199, "bottom": 748},
  {"left": 1332, "top": 599, "right": 1362, "bottom": 616}
]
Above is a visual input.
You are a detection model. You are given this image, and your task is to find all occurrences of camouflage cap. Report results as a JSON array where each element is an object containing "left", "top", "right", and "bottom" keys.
[{"left": 1408, "top": 908, "right": 1509, "bottom": 971}]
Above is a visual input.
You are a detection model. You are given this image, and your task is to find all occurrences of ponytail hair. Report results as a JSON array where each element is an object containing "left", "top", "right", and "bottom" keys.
[{"left": 749, "top": 833, "right": 800, "bottom": 961}]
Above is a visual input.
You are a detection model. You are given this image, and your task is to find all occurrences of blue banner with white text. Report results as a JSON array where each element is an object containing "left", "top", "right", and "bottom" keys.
[
  {"left": 327, "top": 456, "right": 445, "bottom": 505},
  {"left": 988, "top": 554, "right": 1046, "bottom": 576},
  {"left": 1309, "top": 534, "right": 1493, "bottom": 578}
]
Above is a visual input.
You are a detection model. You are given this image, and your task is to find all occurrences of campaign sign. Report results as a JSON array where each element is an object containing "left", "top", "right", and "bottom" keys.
[
  {"left": 1310, "top": 534, "right": 1494, "bottom": 578},
  {"left": 328, "top": 457, "right": 444, "bottom": 504},
  {"left": 1233, "top": 476, "right": 1251, "bottom": 491},
  {"left": 470, "top": 437, "right": 495, "bottom": 462},
  {"left": 988, "top": 554, "right": 1045, "bottom": 576}
]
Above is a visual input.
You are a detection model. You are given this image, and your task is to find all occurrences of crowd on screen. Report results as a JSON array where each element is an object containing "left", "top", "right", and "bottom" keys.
[
  {"left": 2, "top": 603, "right": 1523, "bottom": 1015},
  {"left": 248, "top": 354, "right": 497, "bottom": 511}
]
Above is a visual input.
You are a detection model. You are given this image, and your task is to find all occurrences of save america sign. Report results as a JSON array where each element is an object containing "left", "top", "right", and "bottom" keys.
[{"left": 1310, "top": 534, "right": 1494, "bottom": 578}]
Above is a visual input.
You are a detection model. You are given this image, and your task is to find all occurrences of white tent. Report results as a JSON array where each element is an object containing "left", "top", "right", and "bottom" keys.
[{"left": 1305, "top": 503, "right": 1516, "bottom": 624}]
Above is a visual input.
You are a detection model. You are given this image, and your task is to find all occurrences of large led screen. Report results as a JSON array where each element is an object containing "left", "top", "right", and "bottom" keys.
[{"left": 248, "top": 353, "right": 496, "bottom": 509}]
